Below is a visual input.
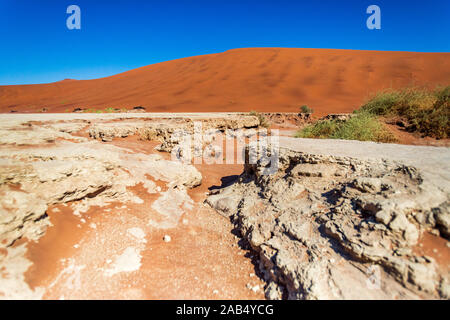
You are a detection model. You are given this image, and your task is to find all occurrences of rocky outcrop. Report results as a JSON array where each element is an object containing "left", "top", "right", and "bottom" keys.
[
  {"left": 207, "top": 146, "right": 450, "bottom": 299},
  {"left": 88, "top": 116, "right": 260, "bottom": 143},
  {"left": 0, "top": 117, "right": 208, "bottom": 299},
  {"left": 89, "top": 122, "right": 141, "bottom": 141},
  {"left": 0, "top": 187, "right": 49, "bottom": 247},
  {"left": 319, "top": 113, "right": 354, "bottom": 122},
  {"left": 0, "top": 121, "right": 87, "bottom": 145},
  {"left": 261, "top": 113, "right": 312, "bottom": 127},
  {"left": 0, "top": 126, "right": 201, "bottom": 249}
]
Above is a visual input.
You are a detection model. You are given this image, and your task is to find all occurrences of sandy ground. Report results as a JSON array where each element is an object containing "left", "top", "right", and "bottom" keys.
[
  {"left": 0, "top": 114, "right": 272, "bottom": 300},
  {"left": 0, "top": 113, "right": 449, "bottom": 299},
  {"left": 13, "top": 138, "right": 266, "bottom": 300},
  {"left": 1, "top": 48, "right": 449, "bottom": 116}
]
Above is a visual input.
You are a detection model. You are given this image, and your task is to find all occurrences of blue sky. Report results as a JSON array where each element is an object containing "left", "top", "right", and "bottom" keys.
[{"left": 0, "top": 0, "right": 448, "bottom": 85}]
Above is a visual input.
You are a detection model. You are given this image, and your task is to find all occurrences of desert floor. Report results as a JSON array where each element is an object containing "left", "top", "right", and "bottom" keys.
[{"left": 0, "top": 112, "right": 449, "bottom": 300}]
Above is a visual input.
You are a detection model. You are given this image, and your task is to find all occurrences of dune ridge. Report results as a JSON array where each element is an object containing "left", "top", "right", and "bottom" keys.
[{"left": 1, "top": 48, "right": 449, "bottom": 116}]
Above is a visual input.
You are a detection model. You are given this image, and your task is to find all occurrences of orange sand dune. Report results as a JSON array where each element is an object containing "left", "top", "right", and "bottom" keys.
[{"left": 1, "top": 48, "right": 449, "bottom": 116}]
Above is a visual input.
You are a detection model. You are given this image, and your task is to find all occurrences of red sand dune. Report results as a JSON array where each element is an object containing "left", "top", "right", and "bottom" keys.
[{"left": 1, "top": 48, "right": 449, "bottom": 116}]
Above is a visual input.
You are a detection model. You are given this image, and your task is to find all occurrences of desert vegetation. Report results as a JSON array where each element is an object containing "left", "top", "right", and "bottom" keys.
[
  {"left": 296, "top": 111, "right": 396, "bottom": 142},
  {"left": 296, "top": 86, "right": 449, "bottom": 142},
  {"left": 249, "top": 110, "right": 270, "bottom": 128},
  {"left": 299, "top": 105, "right": 313, "bottom": 114},
  {"left": 360, "top": 86, "right": 449, "bottom": 139}
]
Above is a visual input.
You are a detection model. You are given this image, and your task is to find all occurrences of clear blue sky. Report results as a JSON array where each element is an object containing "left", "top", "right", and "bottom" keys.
[{"left": 0, "top": 0, "right": 448, "bottom": 85}]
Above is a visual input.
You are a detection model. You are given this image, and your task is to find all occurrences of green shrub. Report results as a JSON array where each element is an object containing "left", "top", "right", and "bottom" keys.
[
  {"left": 296, "top": 112, "right": 396, "bottom": 143},
  {"left": 295, "top": 120, "right": 339, "bottom": 138},
  {"left": 360, "top": 86, "right": 449, "bottom": 138},
  {"left": 300, "top": 105, "right": 313, "bottom": 114},
  {"left": 296, "top": 85, "right": 449, "bottom": 142}
]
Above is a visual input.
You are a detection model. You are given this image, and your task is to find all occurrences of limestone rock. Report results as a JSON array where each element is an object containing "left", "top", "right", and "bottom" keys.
[{"left": 207, "top": 146, "right": 449, "bottom": 299}]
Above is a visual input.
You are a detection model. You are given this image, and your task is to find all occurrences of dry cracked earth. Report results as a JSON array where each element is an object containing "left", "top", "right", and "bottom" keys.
[{"left": 0, "top": 113, "right": 449, "bottom": 300}]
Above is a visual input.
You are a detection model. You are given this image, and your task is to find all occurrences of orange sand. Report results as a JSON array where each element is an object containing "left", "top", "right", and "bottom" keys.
[{"left": 1, "top": 48, "right": 449, "bottom": 116}]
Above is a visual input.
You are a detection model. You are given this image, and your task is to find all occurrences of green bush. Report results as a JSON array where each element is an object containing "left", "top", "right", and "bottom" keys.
[
  {"left": 300, "top": 105, "right": 313, "bottom": 114},
  {"left": 296, "top": 85, "right": 449, "bottom": 142},
  {"left": 296, "top": 112, "right": 396, "bottom": 143},
  {"left": 104, "top": 107, "right": 117, "bottom": 113},
  {"left": 360, "top": 86, "right": 449, "bottom": 138},
  {"left": 295, "top": 120, "right": 339, "bottom": 138}
]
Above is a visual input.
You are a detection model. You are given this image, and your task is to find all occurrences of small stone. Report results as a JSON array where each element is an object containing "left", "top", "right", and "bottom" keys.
[
  {"left": 395, "top": 248, "right": 412, "bottom": 256},
  {"left": 375, "top": 210, "right": 392, "bottom": 225},
  {"left": 251, "top": 285, "right": 260, "bottom": 293},
  {"left": 389, "top": 213, "right": 409, "bottom": 232},
  {"left": 414, "top": 212, "right": 427, "bottom": 225},
  {"left": 404, "top": 223, "right": 419, "bottom": 245},
  {"left": 407, "top": 262, "right": 436, "bottom": 293},
  {"left": 352, "top": 177, "right": 382, "bottom": 193},
  {"left": 439, "top": 279, "right": 450, "bottom": 299},
  {"left": 163, "top": 235, "right": 171, "bottom": 242},
  {"left": 265, "top": 282, "right": 282, "bottom": 300},
  {"left": 373, "top": 223, "right": 387, "bottom": 231},
  {"left": 414, "top": 256, "right": 426, "bottom": 263},
  {"left": 430, "top": 229, "right": 440, "bottom": 236}
]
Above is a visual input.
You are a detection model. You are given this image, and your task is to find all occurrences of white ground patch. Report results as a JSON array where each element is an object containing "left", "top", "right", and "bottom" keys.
[
  {"left": 149, "top": 188, "right": 194, "bottom": 229},
  {"left": 49, "top": 258, "right": 86, "bottom": 293},
  {"left": 127, "top": 227, "right": 147, "bottom": 244},
  {"left": 105, "top": 247, "right": 142, "bottom": 277},
  {"left": 0, "top": 244, "right": 45, "bottom": 300}
]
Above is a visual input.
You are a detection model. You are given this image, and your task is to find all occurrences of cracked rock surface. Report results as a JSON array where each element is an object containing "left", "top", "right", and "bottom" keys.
[
  {"left": 0, "top": 113, "right": 266, "bottom": 300},
  {"left": 207, "top": 142, "right": 450, "bottom": 300},
  {"left": 1, "top": 113, "right": 449, "bottom": 300}
]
